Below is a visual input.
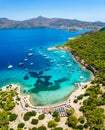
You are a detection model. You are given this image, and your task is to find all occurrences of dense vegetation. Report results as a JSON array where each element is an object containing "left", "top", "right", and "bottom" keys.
[
  {"left": 0, "top": 85, "right": 17, "bottom": 129},
  {"left": 65, "top": 30, "right": 105, "bottom": 85},
  {"left": 0, "top": 86, "right": 64, "bottom": 130},
  {"left": 64, "top": 30, "right": 105, "bottom": 129}
]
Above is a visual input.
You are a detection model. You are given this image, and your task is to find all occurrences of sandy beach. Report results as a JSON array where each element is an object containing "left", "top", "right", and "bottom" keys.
[
  {"left": 46, "top": 46, "right": 59, "bottom": 51},
  {"left": 1, "top": 79, "right": 91, "bottom": 129}
]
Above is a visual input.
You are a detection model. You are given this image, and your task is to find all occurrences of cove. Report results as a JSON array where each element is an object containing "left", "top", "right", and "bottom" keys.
[{"left": 0, "top": 28, "right": 92, "bottom": 106}]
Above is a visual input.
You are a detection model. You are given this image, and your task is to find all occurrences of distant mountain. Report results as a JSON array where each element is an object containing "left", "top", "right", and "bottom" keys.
[{"left": 0, "top": 16, "right": 105, "bottom": 30}]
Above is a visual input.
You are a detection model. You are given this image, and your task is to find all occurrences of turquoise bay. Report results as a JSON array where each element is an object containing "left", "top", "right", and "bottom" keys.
[{"left": 0, "top": 28, "right": 92, "bottom": 106}]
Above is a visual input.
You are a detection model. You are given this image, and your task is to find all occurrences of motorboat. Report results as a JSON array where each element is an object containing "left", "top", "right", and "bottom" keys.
[
  {"left": 30, "top": 63, "right": 34, "bottom": 65},
  {"left": 25, "top": 68, "right": 28, "bottom": 71},
  {"left": 80, "top": 75, "right": 84, "bottom": 79},
  {"left": 61, "top": 55, "right": 65, "bottom": 58},
  {"left": 50, "top": 60, "right": 56, "bottom": 63},
  {"left": 67, "top": 64, "right": 72, "bottom": 67},
  {"left": 8, "top": 65, "right": 13, "bottom": 69},
  {"left": 43, "top": 54, "right": 47, "bottom": 57},
  {"left": 45, "top": 56, "right": 50, "bottom": 59},
  {"left": 66, "top": 60, "right": 71, "bottom": 63},
  {"left": 24, "top": 59, "right": 28, "bottom": 61},
  {"left": 29, "top": 48, "right": 33, "bottom": 51},
  {"left": 28, "top": 53, "right": 33, "bottom": 56},
  {"left": 18, "top": 63, "right": 24, "bottom": 66}
]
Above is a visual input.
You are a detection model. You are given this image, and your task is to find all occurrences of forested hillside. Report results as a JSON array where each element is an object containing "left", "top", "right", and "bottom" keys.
[
  {"left": 65, "top": 30, "right": 105, "bottom": 85},
  {"left": 64, "top": 29, "right": 105, "bottom": 130}
]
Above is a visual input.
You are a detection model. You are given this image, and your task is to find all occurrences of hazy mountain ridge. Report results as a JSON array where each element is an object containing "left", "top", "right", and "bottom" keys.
[{"left": 0, "top": 16, "right": 105, "bottom": 30}]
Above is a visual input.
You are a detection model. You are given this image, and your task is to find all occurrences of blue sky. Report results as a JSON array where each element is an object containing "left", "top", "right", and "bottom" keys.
[{"left": 0, "top": 0, "right": 105, "bottom": 22}]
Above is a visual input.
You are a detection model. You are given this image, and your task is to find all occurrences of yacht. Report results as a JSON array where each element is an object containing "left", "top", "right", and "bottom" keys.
[
  {"left": 67, "top": 64, "right": 72, "bottom": 67},
  {"left": 43, "top": 54, "right": 47, "bottom": 57},
  {"left": 29, "top": 48, "right": 33, "bottom": 51},
  {"left": 80, "top": 75, "right": 84, "bottom": 79},
  {"left": 66, "top": 60, "right": 71, "bottom": 63},
  {"left": 8, "top": 65, "right": 13, "bottom": 69},
  {"left": 30, "top": 63, "right": 34, "bottom": 65},
  {"left": 28, "top": 53, "right": 33, "bottom": 56},
  {"left": 50, "top": 60, "right": 56, "bottom": 63},
  {"left": 61, "top": 55, "right": 65, "bottom": 58},
  {"left": 18, "top": 63, "right": 24, "bottom": 66},
  {"left": 24, "top": 58, "right": 28, "bottom": 61},
  {"left": 45, "top": 56, "right": 50, "bottom": 59}
]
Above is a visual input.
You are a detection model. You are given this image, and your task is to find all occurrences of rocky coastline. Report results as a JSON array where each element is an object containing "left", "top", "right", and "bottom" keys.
[{"left": 57, "top": 46, "right": 95, "bottom": 75}]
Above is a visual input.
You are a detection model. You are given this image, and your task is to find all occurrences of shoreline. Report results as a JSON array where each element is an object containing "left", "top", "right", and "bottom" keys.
[
  {"left": 0, "top": 51, "right": 94, "bottom": 130},
  {"left": 1, "top": 45, "right": 94, "bottom": 114},
  {"left": 1, "top": 80, "right": 91, "bottom": 118},
  {"left": 48, "top": 46, "right": 95, "bottom": 75},
  {"left": 1, "top": 81, "right": 91, "bottom": 129},
  {"left": 1, "top": 45, "right": 94, "bottom": 119}
]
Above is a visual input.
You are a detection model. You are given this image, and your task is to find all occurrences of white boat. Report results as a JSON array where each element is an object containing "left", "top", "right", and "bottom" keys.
[
  {"left": 43, "top": 54, "right": 47, "bottom": 57},
  {"left": 80, "top": 75, "right": 84, "bottom": 79},
  {"left": 30, "top": 63, "right": 34, "bottom": 65},
  {"left": 67, "top": 64, "right": 72, "bottom": 67},
  {"left": 45, "top": 56, "right": 50, "bottom": 59},
  {"left": 18, "top": 63, "right": 24, "bottom": 66},
  {"left": 61, "top": 55, "right": 65, "bottom": 58},
  {"left": 24, "top": 59, "right": 28, "bottom": 61},
  {"left": 29, "top": 48, "right": 33, "bottom": 51},
  {"left": 66, "top": 60, "right": 70, "bottom": 63},
  {"left": 8, "top": 65, "right": 13, "bottom": 69},
  {"left": 50, "top": 60, "right": 56, "bottom": 63},
  {"left": 28, "top": 53, "right": 33, "bottom": 56}
]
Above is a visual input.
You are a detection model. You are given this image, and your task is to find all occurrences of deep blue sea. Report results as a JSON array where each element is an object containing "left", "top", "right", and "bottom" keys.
[{"left": 0, "top": 28, "right": 92, "bottom": 106}]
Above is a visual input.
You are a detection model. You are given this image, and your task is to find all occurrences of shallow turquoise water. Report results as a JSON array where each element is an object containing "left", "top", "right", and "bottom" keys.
[{"left": 0, "top": 28, "right": 92, "bottom": 106}]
